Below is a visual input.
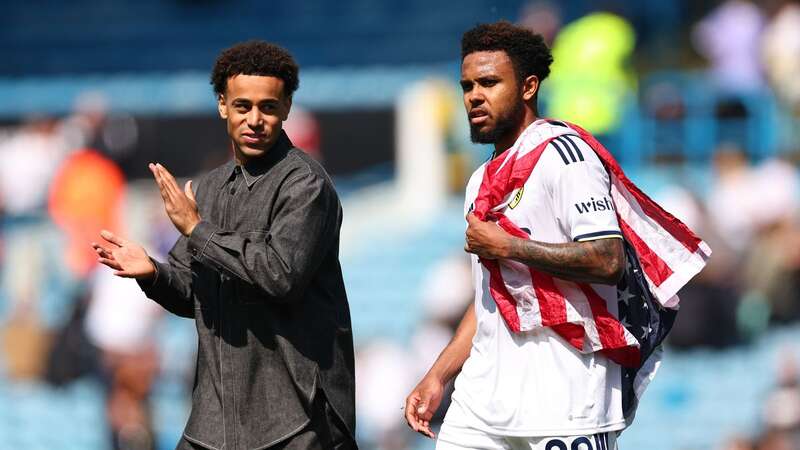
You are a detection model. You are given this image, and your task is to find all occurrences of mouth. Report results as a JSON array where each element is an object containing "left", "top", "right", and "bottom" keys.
[
  {"left": 241, "top": 133, "right": 266, "bottom": 145},
  {"left": 469, "top": 109, "right": 489, "bottom": 125}
]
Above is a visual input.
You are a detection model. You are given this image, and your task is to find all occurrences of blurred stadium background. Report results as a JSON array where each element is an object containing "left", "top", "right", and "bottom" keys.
[{"left": 2, "top": 1, "right": 800, "bottom": 449}]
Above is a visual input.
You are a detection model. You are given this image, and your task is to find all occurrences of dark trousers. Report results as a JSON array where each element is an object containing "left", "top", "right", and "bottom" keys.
[{"left": 175, "top": 391, "right": 356, "bottom": 450}]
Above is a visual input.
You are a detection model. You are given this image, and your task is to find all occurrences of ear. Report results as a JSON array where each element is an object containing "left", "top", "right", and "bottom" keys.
[
  {"left": 521, "top": 75, "right": 540, "bottom": 102},
  {"left": 217, "top": 94, "right": 228, "bottom": 119},
  {"left": 281, "top": 95, "right": 293, "bottom": 121}
]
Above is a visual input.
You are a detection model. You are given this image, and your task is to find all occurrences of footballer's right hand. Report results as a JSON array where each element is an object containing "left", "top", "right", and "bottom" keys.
[
  {"left": 92, "top": 230, "right": 156, "bottom": 281},
  {"left": 404, "top": 374, "right": 445, "bottom": 439}
]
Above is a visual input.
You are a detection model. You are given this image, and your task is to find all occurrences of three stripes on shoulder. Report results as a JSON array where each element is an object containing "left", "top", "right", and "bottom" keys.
[{"left": 549, "top": 135, "right": 586, "bottom": 165}]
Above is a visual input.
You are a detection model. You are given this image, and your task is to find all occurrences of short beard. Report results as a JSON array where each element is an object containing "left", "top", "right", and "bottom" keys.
[{"left": 469, "top": 101, "right": 525, "bottom": 145}]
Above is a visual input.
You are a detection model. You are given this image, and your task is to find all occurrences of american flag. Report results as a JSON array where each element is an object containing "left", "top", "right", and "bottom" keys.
[{"left": 471, "top": 120, "right": 711, "bottom": 417}]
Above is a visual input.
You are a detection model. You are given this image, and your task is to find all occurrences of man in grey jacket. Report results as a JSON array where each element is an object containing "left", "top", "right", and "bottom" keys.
[{"left": 92, "top": 41, "right": 356, "bottom": 450}]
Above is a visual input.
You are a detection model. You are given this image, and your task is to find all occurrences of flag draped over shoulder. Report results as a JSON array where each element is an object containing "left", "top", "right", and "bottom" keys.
[{"left": 471, "top": 120, "right": 711, "bottom": 373}]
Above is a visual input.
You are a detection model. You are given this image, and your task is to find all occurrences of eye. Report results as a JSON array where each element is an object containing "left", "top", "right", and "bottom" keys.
[
  {"left": 482, "top": 80, "right": 498, "bottom": 87},
  {"left": 460, "top": 82, "right": 472, "bottom": 93}
]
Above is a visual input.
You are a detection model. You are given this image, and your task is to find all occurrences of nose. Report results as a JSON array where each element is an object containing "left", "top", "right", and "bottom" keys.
[
  {"left": 246, "top": 109, "right": 263, "bottom": 128},
  {"left": 467, "top": 88, "right": 485, "bottom": 107}
]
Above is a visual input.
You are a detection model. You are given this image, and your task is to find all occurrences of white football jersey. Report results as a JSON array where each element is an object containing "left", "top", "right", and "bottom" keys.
[{"left": 447, "top": 120, "right": 626, "bottom": 436}]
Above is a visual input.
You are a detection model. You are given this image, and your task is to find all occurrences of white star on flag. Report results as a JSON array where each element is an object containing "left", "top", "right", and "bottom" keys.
[{"left": 618, "top": 286, "right": 636, "bottom": 305}]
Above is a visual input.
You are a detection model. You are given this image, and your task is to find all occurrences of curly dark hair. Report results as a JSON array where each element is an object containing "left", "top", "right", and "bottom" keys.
[
  {"left": 461, "top": 21, "right": 553, "bottom": 85},
  {"left": 210, "top": 40, "right": 299, "bottom": 97}
]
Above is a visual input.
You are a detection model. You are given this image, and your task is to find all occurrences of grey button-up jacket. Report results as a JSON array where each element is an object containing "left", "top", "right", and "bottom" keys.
[{"left": 139, "top": 132, "right": 355, "bottom": 450}]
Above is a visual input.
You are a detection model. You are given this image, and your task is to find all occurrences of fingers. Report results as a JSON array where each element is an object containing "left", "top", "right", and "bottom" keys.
[
  {"left": 416, "top": 403, "right": 429, "bottom": 420},
  {"left": 157, "top": 164, "right": 181, "bottom": 195},
  {"left": 98, "top": 257, "right": 124, "bottom": 271},
  {"left": 404, "top": 396, "right": 425, "bottom": 435},
  {"left": 184, "top": 180, "right": 196, "bottom": 202},
  {"left": 416, "top": 401, "right": 435, "bottom": 421},
  {"left": 91, "top": 240, "right": 123, "bottom": 271},
  {"left": 404, "top": 396, "right": 419, "bottom": 431},
  {"left": 92, "top": 242, "right": 114, "bottom": 259},
  {"left": 150, "top": 163, "right": 191, "bottom": 207},
  {"left": 466, "top": 212, "right": 479, "bottom": 224},
  {"left": 464, "top": 240, "right": 491, "bottom": 259},
  {"left": 464, "top": 241, "right": 477, "bottom": 254},
  {"left": 148, "top": 162, "right": 163, "bottom": 187},
  {"left": 418, "top": 424, "right": 434, "bottom": 439},
  {"left": 100, "top": 230, "right": 126, "bottom": 247},
  {"left": 149, "top": 163, "right": 171, "bottom": 204},
  {"left": 404, "top": 395, "right": 435, "bottom": 439},
  {"left": 415, "top": 400, "right": 435, "bottom": 438},
  {"left": 149, "top": 163, "right": 177, "bottom": 198},
  {"left": 464, "top": 224, "right": 477, "bottom": 254},
  {"left": 416, "top": 417, "right": 435, "bottom": 439},
  {"left": 113, "top": 270, "right": 137, "bottom": 278},
  {"left": 93, "top": 247, "right": 122, "bottom": 269}
]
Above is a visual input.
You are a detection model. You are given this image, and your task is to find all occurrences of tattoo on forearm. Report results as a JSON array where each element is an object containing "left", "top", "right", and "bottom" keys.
[{"left": 508, "top": 238, "right": 624, "bottom": 284}]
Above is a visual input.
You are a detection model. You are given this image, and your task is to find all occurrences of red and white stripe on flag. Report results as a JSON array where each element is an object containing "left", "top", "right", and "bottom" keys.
[{"left": 471, "top": 121, "right": 710, "bottom": 368}]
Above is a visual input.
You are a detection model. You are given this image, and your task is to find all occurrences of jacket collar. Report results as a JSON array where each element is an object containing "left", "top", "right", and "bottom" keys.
[{"left": 220, "top": 131, "right": 293, "bottom": 190}]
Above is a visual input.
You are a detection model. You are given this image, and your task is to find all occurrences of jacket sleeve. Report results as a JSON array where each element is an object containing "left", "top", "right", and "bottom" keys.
[
  {"left": 186, "top": 171, "right": 340, "bottom": 303},
  {"left": 137, "top": 235, "right": 196, "bottom": 318}
]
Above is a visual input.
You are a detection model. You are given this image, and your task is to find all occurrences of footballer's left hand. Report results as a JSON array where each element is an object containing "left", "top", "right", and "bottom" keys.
[
  {"left": 149, "top": 163, "right": 201, "bottom": 237},
  {"left": 465, "top": 213, "right": 512, "bottom": 260}
]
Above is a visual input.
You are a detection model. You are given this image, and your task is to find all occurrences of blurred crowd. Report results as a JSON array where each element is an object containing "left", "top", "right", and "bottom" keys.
[
  {"left": 0, "top": 94, "right": 178, "bottom": 449},
  {"left": 1, "top": 1, "right": 800, "bottom": 450},
  {"left": 694, "top": 0, "right": 800, "bottom": 109}
]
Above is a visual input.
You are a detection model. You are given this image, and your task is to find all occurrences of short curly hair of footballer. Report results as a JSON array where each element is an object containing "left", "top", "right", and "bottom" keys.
[
  {"left": 461, "top": 21, "right": 553, "bottom": 85},
  {"left": 210, "top": 40, "right": 299, "bottom": 98}
]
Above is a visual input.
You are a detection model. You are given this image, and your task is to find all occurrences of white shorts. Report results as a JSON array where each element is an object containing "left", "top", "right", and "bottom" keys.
[{"left": 436, "top": 421, "right": 617, "bottom": 450}]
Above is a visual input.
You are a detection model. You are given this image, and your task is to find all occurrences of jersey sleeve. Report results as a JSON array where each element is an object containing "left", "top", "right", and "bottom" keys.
[{"left": 546, "top": 135, "right": 622, "bottom": 242}]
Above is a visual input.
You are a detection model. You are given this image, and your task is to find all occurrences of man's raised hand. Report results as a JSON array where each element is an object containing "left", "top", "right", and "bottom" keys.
[
  {"left": 92, "top": 230, "right": 156, "bottom": 280},
  {"left": 149, "top": 163, "right": 201, "bottom": 236}
]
